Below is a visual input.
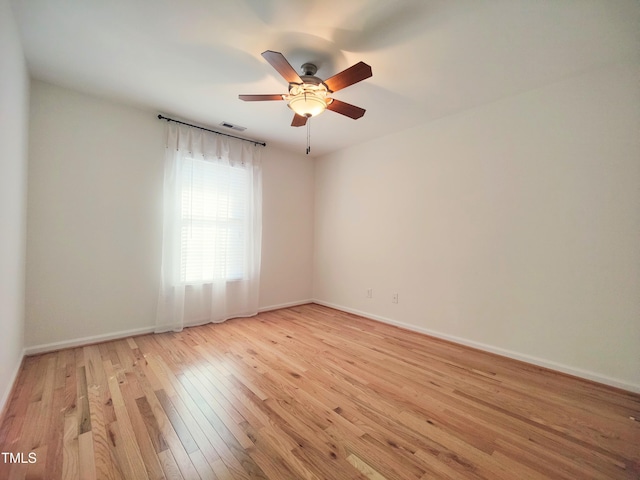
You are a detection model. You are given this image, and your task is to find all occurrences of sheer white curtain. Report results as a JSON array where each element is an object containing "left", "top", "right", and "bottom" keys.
[{"left": 155, "top": 123, "right": 262, "bottom": 332}]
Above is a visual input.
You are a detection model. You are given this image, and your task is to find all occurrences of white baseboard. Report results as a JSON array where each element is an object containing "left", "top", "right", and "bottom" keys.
[
  {"left": 311, "top": 299, "right": 640, "bottom": 394},
  {"left": 0, "top": 349, "right": 26, "bottom": 419},
  {"left": 258, "top": 299, "right": 313, "bottom": 313},
  {"left": 24, "top": 326, "right": 156, "bottom": 356}
]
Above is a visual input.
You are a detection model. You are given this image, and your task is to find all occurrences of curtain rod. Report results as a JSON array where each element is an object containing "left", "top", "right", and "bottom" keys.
[{"left": 157, "top": 114, "right": 266, "bottom": 147}]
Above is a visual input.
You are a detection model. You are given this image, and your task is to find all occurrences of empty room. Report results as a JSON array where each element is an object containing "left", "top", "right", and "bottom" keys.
[{"left": 1, "top": 0, "right": 639, "bottom": 479}]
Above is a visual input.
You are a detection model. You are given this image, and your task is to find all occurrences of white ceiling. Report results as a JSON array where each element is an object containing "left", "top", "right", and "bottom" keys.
[{"left": 10, "top": 0, "right": 640, "bottom": 157}]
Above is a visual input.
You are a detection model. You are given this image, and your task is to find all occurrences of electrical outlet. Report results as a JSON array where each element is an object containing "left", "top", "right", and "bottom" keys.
[
  {"left": 392, "top": 293, "right": 398, "bottom": 304},
  {"left": 366, "top": 288, "right": 373, "bottom": 298}
]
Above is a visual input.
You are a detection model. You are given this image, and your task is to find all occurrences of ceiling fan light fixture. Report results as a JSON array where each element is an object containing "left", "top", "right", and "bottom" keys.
[
  {"left": 288, "top": 92, "right": 327, "bottom": 117},
  {"left": 287, "top": 82, "right": 328, "bottom": 117}
]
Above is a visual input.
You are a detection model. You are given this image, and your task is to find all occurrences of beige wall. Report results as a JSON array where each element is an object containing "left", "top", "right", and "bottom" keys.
[
  {"left": 313, "top": 62, "right": 640, "bottom": 391},
  {"left": 260, "top": 147, "right": 314, "bottom": 309},
  {"left": 25, "top": 80, "right": 314, "bottom": 351},
  {"left": 0, "top": 0, "right": 29, "bottom": 411}
]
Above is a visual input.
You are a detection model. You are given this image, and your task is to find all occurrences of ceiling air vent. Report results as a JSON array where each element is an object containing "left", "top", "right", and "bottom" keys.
[{"left": 219, "top": 121, "right": 247, "bottom": 132}]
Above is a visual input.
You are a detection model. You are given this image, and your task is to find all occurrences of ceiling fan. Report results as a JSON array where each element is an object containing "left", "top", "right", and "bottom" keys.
[{"left": 239, "top": 50, "right": 373, "bottom": 127}]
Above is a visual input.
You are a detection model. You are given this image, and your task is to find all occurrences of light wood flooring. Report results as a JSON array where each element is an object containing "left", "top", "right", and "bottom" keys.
[{"left": 1, "top": 304, "right": 639, "bottom": 479}]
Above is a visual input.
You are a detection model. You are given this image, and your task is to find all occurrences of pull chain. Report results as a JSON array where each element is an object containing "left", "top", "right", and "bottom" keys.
[{"left": 306, "top": 116, "right": 311, "bottom": 155}]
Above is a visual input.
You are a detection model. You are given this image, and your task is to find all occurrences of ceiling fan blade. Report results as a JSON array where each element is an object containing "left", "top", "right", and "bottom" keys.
[
  {"left": 291, "top": 114, "right": 308, "bottom": 127},
  {"left": 326, "top": 99, "right": 366, "bottom": 119},
  {"left": 239, "top": 94, "right": 285, "bottom": 101},
  {"left": 323, "top": 61, "right": 372, "bottom": 92},
  {"left": 262, "top": 50, "right": 303, "bottom": 84}
]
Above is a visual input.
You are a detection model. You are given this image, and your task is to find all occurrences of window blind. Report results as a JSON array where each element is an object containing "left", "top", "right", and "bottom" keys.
[{"left": 180, "top": 157, "right": 248, "bottom": 283}]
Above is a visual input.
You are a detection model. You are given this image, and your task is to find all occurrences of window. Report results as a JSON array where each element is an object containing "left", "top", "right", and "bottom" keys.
[
  {"left": 157, "top": 122, "right": 262, "bottom": 332},
  {"left": 180, "top": 156, "right": 248, "bottom": 283}
]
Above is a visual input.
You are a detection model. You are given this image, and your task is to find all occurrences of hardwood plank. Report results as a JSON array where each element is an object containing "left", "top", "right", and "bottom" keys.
[
  {"left": 1, "top": 305, "right": 638, "bottom": 479},
  {"left": 208, "top": 458, "right": 235, "bottom": 480},
  {"left": 78, "top": 431, "right": 97, "bottom": 480},
  {"left": 177, "top": 373, "right": 266, "bottom": 480},
  {"left": 346, "top": 453, "right": 388, "bottom": 480},
  {"left": 144, "top": 355, "right": 243, "bottom": 474},
  {"left": 132, "top": 369, "right": 201, "bottom": 479},
  {"left": 119, "top": 378, "right": 165, "bottom": 480},
  {"left": 154, "top": 389, "right": 199, "bottom": 454},
  {"left": 250, "top": 424, "right": 323, "bottom": 480},
  {"left": 135, "top": 396, "right": 169, "bottom": 454},
  {"left": 87, "top": 378, "right": 118, "bottom": 480},
  {"left": 42, "top": 383, "right": 65, "bottom": 480},
  {"left": 182, "top": 370, "right": 254, "bottom": 450},
  {"left": 241, "top": 420, "right": 305, "bottom": 480},
  {"left": 62, "top": 414, "right": 79, "bottom": 480},
  {"left": 104, "top": 360, "right": 149, "bottom": 480},
  {"left": 189, "top": 449, "right": 218, "bottom": 480},
  {"left": 77, "top": 366, "right": 92, "bottom": 435},
  {"left": 157, "top": 449, "right": 184, "bottom": 480},
  {"left": 106, "top": 421, "right": 137, "bottom": 480}
]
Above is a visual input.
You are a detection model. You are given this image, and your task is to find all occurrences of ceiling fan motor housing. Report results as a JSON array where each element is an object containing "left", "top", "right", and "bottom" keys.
[
  {"left": 301, "top": 62, "right": 318, "bottom": 76},
  {"left": 296, "top": 63, "right": 331, "bottom": 91}
]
